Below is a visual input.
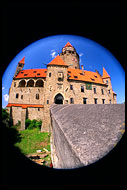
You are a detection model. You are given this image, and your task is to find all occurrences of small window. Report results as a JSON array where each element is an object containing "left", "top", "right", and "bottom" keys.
[
  {"left": 102, "top": 99, "right": 105, "bottom": 104},
  {"left": 70, "top": 85, "right": 73, "bottom": 90},
  {"left": 37, "top": 73, "right": 40, "bottom": 76},
  {"left": 36, "top": 94, "right": 39, "bottom": 99},
  {"left": 108, "top": 90, "right": 110, "bottom": 94},
  {"left": 83, "top": 98, "right": 87, "bottom": 104},
  {"left": 106, "top": 80, "right": 108, "bottom": 84},
  {"left": 14, "top": 82, "right": 16, "bottom": 87},
  {"left": 21, "top": 71, "right": 24, "bottom": 73},
  {"left": 94, "top": 98, "right": 97, "bottom": 104},
  {"left": 68, "top": 71, "right": 71, "bottom": 73},
  {"left": 93, "top": 87, "right": 96, "bottom": 94},
  {"left": 91, "top": 78, "right": 95, "bottom": 81},
  {"left": 69, "top": 51, "right": 71, "bottom": 53},
  {"left": 44, "top": 71, "right": 47, "bottom": 73},
  {"left": 74, "top": 76, "right": 78, "bottom": 78},
  {"left": 47, "top": 100, "right": 49, "bottom": 104},
  {"left": 33, "top": 71, "right": 37, "bottom": 73},
  {"left": 24, "top": 74, "right": 28, "bottom": 76},
  {"left": 49, "top": 73, "right": 51, "bottom": 77},
  {"left": 38, "top": 108, "right": 40, "bottom": 111},
  {"left": 21, "top": 95, "right": 23, "bottom": 99},
  {"left": 70, "top": 98, "right": 74, "bottom": 104},
  {"left": 16, "top": 93, "right": 19, "bottom": 98},
  {"left": 94, "top": 75, "right": 98, "bottom": 78},
  {"left": 101, "top": 89, "right": 104, "bottom": 95},
  {"left": 19, "top": 63, "right": 22, "bottom": 67},
  {"left": 109, "top": 100, "right": 111, "bottom": 104},
  {"left": 81, "top": 85, "right": 84, "bottom": 92}
]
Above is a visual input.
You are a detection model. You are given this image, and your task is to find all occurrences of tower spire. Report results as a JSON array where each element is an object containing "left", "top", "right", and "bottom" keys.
[{"left": 102, "top": 67, "right": 110, "bottom": 79}]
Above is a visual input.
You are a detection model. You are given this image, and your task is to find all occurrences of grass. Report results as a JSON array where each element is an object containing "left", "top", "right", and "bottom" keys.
[{"left": 14, "top": 127, "right": 51, "bottom": 155}]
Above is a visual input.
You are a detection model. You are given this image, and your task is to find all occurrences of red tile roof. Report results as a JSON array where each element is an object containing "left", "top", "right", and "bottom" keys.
[
  {"left": 15, "top": 68, "right": 47, "bottom": 79},
  {"left": 15, "top": 60, "right": 106, "bottom": 85},
  {"left": 67, "top": 68, "right": 106, "bottom": 85},
  {"left": 102, "top": 67, "right": 110, "bottom": 79},
  {"left": 64, "top": 42, "right": 73, "bottom": 47},
  {"left": 19, "top": 57, "right": 25, "bottom": 64},
  {"left": 7, "top": 103, "right": 44, "bottom": 108},
  {"left": 47, "top": 55, "right": 68, "bottom": 67}
]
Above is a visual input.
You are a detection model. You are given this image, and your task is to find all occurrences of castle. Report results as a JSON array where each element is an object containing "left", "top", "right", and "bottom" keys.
[{"left": 6, "top": 42, "right": 117, "bottom": 131}]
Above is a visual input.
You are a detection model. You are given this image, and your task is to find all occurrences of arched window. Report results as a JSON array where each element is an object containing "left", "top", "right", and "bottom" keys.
[
  {"left": 27, "top": 79, "right": 34, "bottom": 87},
  {"left": 35, "top": 79, "right": 44, "bottom": 87},
  {"left": 19, "top": 80, "right": 26, "bottom": 87}
]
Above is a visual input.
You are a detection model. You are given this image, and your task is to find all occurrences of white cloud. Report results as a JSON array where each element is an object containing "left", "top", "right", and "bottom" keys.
[
  {"left": 79, "top": 53, "right": 84, "bottom": 63},
  {"left": 2, "top": 87, "right": 5, "bottom": 90},
  {"left": 79, "top": 53, "right": 84, "bottom": 57},
  {"left": 50, "top": 49, "right": 57, "bottom": 58},
  {"left": 3, "top": 94, "right": 9, "bottom": 102}
]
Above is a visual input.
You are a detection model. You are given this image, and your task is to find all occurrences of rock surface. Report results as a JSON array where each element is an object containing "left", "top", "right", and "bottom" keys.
[{"left": 50, "top": 104, "right": 125, "bottom": 169}]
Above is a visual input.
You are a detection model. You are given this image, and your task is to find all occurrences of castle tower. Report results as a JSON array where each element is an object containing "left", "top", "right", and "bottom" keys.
[
  {"left": 42, "top": 55, "right": 68, "bottom": 132},
  {"left": 102, "top": 67, "right": 117, "bottom": 104},
  {"left": 60, "top": 42, "right": 80, "bottom": 69},
  {"left": 14, "top": 57, "right": 25, "bottom": 77},
  {"left": 102, "top": 67, "right": 112, "bottom": 88}
]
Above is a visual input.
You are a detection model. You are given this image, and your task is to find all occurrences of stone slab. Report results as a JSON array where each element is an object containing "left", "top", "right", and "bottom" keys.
[{"left": 50, "top": 104, "right": 125, "bottom": 168}]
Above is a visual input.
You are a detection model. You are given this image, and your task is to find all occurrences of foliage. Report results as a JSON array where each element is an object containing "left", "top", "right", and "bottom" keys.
[
  {"left": 14, "top": 127, "right": 51, "bottom": 154},
  {"left": 25, "top": 119, "right": 42, "bottom": 130},
  {"left": 2, "top": 108, "right": 22, "bottom": 146},
  {"left": 2, "top": 108, "right": 13, "bottom": 127}
]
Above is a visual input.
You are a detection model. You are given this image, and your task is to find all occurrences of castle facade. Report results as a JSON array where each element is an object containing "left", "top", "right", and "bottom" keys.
[{"left": 6, "top": 42, "right": 117, "bottom": 131}]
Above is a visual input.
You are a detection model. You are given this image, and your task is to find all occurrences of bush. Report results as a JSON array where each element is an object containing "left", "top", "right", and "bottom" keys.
[
  {"left": 25, "top": 119, "right": 42, "bottom": 130},
  {"left": 25, "top": 119, "right": 31, "bottom": 129},
  {"left": 2, "top": 108, "right": 13, "bottom": 127}
]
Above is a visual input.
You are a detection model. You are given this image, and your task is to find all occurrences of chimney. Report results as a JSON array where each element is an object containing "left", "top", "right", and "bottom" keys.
[{"left": 81, "top": 65, "right": 84, "bottom": 75}]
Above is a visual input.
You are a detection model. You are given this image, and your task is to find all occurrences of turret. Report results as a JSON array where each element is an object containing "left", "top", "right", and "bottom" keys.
[
  {"left": 60, "top": 42, "right": 80, "bottom": 69},
  {"left": 102, "top": 67, "right": 111, "bottom": 87},
  {"left": 14, "top": 57, "right": 25, "bottom": 78}
]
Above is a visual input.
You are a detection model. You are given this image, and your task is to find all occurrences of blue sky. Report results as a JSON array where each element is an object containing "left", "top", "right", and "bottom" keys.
[{"left": 2, "top": 34, "right": 125, "bottom": 107}]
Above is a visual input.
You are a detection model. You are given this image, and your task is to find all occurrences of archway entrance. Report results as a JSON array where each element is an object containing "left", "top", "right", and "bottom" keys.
[{"left": 54, "top": 93, "right": 64, "bottom": 104}]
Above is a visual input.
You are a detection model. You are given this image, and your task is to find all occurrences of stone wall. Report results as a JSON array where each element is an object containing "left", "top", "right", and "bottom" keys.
[
  {"left": 9, "top": 79, "right": 45, "bottom": 105},
  {"left": 50, "top": 104, "right": 125, "bottom": 169},
  {"left": 27, "top": 107, "right": 44, "bottom": 121},
  {"left": 12, "top": 106, "right": 22, "bottom": 125}
]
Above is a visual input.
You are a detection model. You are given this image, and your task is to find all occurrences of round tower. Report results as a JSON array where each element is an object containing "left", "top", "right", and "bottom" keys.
[{"left": 60, "top": 42, "right": 80, "bottom": 69}]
